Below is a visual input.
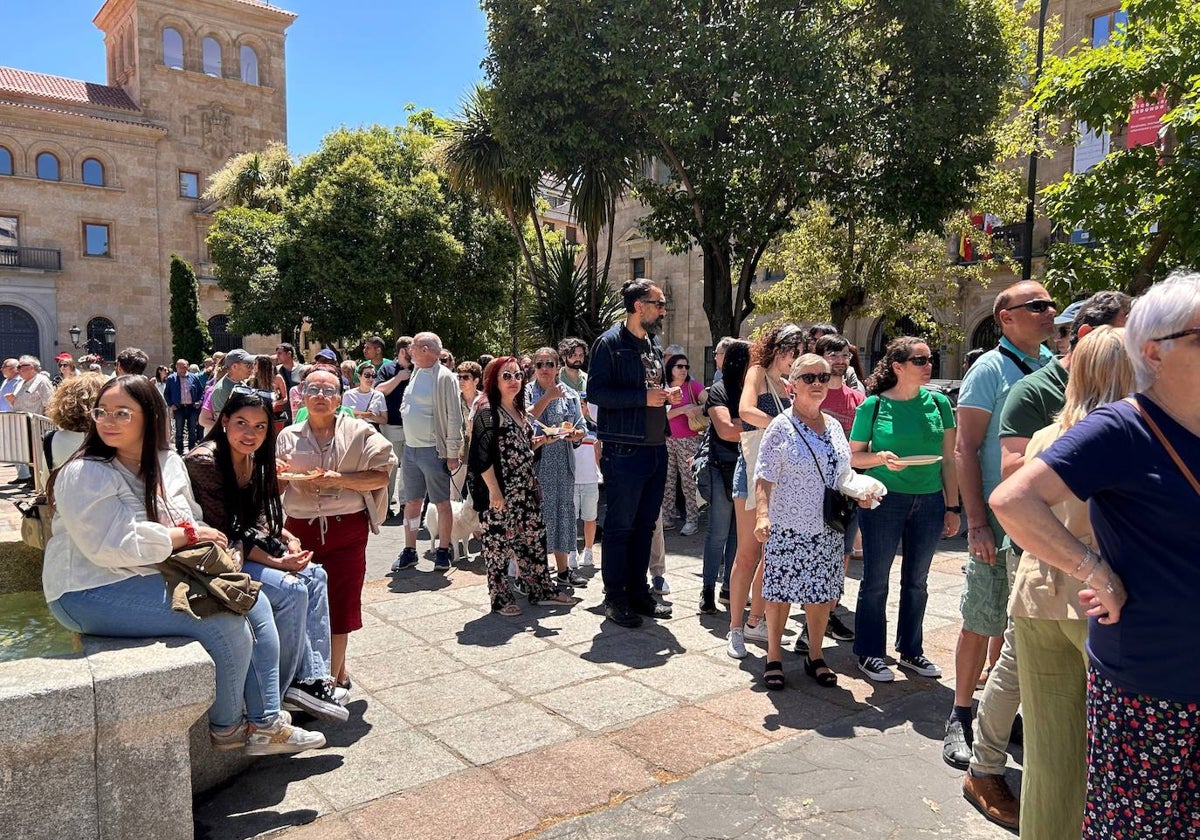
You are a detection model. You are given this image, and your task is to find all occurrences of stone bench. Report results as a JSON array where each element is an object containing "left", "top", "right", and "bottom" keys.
[{"left": 0, "top": 636, "right": 254, "bottom": 840}]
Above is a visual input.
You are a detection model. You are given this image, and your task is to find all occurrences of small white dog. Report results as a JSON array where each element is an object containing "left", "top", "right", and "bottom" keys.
[{"left": 424, "top": 500, "right": 480, "bottom": 562}]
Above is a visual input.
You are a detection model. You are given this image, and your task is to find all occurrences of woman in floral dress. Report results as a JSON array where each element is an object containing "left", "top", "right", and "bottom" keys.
[{"left": 468, "top": 357, "right": 576, "bottom": 615}]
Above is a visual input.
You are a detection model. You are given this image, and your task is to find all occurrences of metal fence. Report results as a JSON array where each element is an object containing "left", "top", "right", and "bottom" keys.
[{"left": 0, "top": 412, "right": 55, "bottom": 491}]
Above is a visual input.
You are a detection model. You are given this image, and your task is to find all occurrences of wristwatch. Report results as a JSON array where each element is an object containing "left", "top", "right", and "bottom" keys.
[{"left": 945, "top": 505, "right": 962, "bottom": 514}]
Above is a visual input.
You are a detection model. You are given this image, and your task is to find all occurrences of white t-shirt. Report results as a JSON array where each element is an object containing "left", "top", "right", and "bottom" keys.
[
  {"left": 400, "top": 366, "right": 436, "bottom": 447},
  {"left": 341, "top": 388, "right": 386, "bottom": 419},
  {"left": 573, "top": 400, "right": 601, "bottom": 483}
]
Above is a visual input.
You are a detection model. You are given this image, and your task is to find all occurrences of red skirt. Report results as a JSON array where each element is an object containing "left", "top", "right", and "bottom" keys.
[{"left": 286, "top": 510, "right": 369, "bottom": 634}]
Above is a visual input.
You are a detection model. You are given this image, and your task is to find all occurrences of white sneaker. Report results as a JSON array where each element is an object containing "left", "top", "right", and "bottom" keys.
[
  {"left": 651, "top": 575, "right": 671, "bottom": 595},
  {"left": 679, "top": 520, "right": 699, "bottom": 536},
  {"left": 726, "top": 627, "right": 748, "bottom": 659},
  {"left": 581, "top": 548, "right": 594, "bottom": 567},
  {"left": 742, "top": 620, "right": 769, "bottom": 644},
  {"left": 244, "top": 716, "right": 326, "bottom": 756},
  {"left": 567, "top": 551, "right": 579, "bottom": 569}
]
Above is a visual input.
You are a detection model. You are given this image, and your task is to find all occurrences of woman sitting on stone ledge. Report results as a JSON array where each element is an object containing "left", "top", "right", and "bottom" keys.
[{"left": 41, "top": 374, "right": 325, "bottom": 756}]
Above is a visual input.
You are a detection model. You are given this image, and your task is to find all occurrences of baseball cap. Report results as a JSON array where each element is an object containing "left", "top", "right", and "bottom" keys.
[
  {"left": 1054, "top": 301, "right": 1085, "bottom": 326},
  {"left": 223, "top": 349, "right": 254, "bottom": 365},
  {"left": 314, "top": 348, "right": 338, "bottom": 362},
  {"left": 55, "top": 352, "right": 74, "bottom": 362}
]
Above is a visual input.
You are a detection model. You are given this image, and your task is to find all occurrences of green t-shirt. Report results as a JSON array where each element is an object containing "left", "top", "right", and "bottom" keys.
[
  {"left": 998, "top": 357, "right": 1068, "bottom": 440},
  {"left": 850, "top": 388, "right": 955, "bottom": 495}
]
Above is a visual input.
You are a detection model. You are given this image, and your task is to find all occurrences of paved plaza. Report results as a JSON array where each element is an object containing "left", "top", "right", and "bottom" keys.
[{"left": 184, "top": 512, "right": 1016, "bottom": 840}]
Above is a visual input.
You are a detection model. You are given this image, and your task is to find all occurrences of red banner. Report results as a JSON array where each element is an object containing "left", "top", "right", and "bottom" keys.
[{"left": 1127, "top": 95, "right": 1168, "bottom": 149}]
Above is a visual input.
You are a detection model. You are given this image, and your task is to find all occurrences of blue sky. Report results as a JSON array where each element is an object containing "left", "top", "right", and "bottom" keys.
[{"left": 4, "top": 0, "right": 490, "bottom": 154}]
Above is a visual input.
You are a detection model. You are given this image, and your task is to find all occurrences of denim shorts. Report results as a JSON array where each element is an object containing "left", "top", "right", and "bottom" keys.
[
  {"left": 401, "top": 444, "right": 452, "bottom": 504},
  {"left": 732, "top": 452, "right": 748, "bottom": 499},
  {"left": 574, "top": 482, "right": 599, "bottom": 521}
]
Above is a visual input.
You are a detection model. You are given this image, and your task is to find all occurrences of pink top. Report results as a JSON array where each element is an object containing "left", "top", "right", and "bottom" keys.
[{"left": 667, "top": 379, "right": 706, "bottom": 439}]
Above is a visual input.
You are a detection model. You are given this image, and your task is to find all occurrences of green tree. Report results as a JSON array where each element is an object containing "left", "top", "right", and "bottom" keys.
[
  {"left": 1035, "top": 0, "right": 1200, "bottom": 296},
  {"left": 483, "top": 0, "right": 1012, "bottom": 341},
  {"left": 168, "top": 254, "right": 212, "bottom": 361},
  {"left": 203, "top": 141, "right": 294, "bottom": 211}
]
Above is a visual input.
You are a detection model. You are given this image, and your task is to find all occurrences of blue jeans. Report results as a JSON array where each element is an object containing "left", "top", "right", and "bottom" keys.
[
  {"left": 49, "top": 573, "right": 282, "bottom": 728},
  {"left": 600, "top": 442, "right": 667, "bottom": 608},
  {"left": 244, "top": 561, "right": 331, "bottom": 688},
  {"left": 702, "top": 459, "right": 737, "bottom": 588},
  {"left": 853, "top": 491, "right": 945, "bottom": 659}
]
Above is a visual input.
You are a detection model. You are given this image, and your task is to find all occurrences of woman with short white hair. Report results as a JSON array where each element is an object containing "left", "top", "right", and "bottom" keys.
[{"left": 992, "top": 271, "right": 1200, "bottom": 839}]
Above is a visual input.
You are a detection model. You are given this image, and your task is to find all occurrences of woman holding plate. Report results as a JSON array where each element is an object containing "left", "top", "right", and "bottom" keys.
[{"left": 849, "top": 337, "right": 959, "bottom": 683}]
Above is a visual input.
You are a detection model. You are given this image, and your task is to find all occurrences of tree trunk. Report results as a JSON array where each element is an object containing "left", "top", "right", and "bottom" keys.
[
  {"left": 701, "top": 241, "right": 735, "bottom": 342},
  {"left": 586, "top": 231, "right": 599, "bottom": 324}
]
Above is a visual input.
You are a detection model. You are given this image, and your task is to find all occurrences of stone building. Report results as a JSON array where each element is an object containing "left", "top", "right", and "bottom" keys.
[
  {"left": 599, "top": 0, "right": 1132, "bottom": 382},
  {"left": 0, "top": 0, "right": 294, "bottom": 366}
]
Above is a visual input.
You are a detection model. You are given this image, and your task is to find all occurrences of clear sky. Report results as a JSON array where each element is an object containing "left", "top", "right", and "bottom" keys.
[{"left": 3, "top": 0, "right": 490, "bottom": 155}]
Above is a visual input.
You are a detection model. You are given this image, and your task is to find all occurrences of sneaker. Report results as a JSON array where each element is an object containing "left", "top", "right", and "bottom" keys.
[
  {"left": 567, "top": 550, "right": 579, "bottom": 569},
  {"left": 651, "top": 575, "right": 671, "bottom": 595},
  {"left": 699, "top": 586, "right": 718, "bottom": 615},
  {"left": 662, "top": 518, "right": 676, "bottom": 530},
  {"left": 333, "top": 685, "right": 350, "bottom": 704},
  {"left": 209, "top": 722, "right": 249, "bottom": 751},
  {"left": 244, "top": 716, "right": 326, "bottom": 756},
  {"left": 679, "top": 520, "right": 698, "bottom": 536},
  {"left": 433, "top": 547, "right": 452, "bottom": 570},
  {"left": 281, "top": 696, "right": 302, "bottom": 713},
  {"left": 726, "top": 627, "right": 748, "bottom": 659},
  {"left": 962, "top": 771, "right": 1019, "bottom": 830},
  {"left": 897, "top": 654, "right": 942, "bottom": 678},
  {"left": 794, "top": 626, "right": 810, "bottom": 655},
  {"left": 825, "top": 612, "right": 855, "bottom": 641},
  {"left": 514, "top": 577, "right": 528, "bottom": 597},
  {"left": 857, "top": 656, "right": 895, "bottom": 682},
  {"left": 718, "top": 587, "right": 731, "bottom": 606},
  {"left": 557, "top": 569, "right": 588, "bottom": 588},
  {"left": 604, "top": 602, "right": 643, "bottom": 628},
  {"left": 284, "top": 678, "right": 350, "bottom": 723},
  {"left": 943, "top": 717, "right": 973, "bottom": 769},
  {"left": 631, "top": 597, "right": 672, "bottom": 619},
  {"left": 743, "top": 619, "right": 768, "bottom": 644},
  {"left": 390, "top": 546, "right": 418, "bottom": 572},
  {"left": 580, "top": 548, "right": 594, "bottom": 567}
]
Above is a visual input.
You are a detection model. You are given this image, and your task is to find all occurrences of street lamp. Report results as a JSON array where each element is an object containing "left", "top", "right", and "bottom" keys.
[{"left": 68, "top": 324, "right": 117, "bottom": 358}]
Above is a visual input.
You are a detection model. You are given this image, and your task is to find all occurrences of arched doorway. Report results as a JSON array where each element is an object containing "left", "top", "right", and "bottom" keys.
[
  {"left": 208, "top": 314, "right": 244, "bottom": 353},
  {"left": 868, "top": 316, "right": 942, "bottom": 378},
  {"left": 0, "top": 305, "right": 39, "bottom": 360},
  {"left": 86, "top": 316, "right": 117, "bottom": 362},
  {"left": 970, "top": 317, "right": 1001, "bottom": 352}
]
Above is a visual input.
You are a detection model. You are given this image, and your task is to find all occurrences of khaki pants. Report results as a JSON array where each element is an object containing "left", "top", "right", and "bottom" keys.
[
  {"left": 970, "top": 549, "right": 1020, "bottom": 775},
  {"left": 1014, "top": 616, "right": 1089, "bottom": 840}
]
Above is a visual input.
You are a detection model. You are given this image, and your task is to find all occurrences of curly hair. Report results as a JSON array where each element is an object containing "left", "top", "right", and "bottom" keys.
[
  {"left": 864, "top": 336, "right": 927, "bottom": 396},
  {"left": 46, "top": 372, "right": 109, "bottom": 433},
  {"left": 749, "top": 324, "right": 805, "bottom": 370}
]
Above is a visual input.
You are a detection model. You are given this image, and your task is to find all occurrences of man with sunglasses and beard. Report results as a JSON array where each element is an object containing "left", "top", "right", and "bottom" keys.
[
  {"left": 588, "top": 279, "right": 682, "bottom": 628},
  {"left": 945, "top": 281, "right": 1057, "bottom": 830}
]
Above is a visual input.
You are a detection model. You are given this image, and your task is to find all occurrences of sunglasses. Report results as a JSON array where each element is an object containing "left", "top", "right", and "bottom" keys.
[
  {"left": 303, "top": 385, "right": 339, "bottom": 398},
  {"left": 903, "top": 355, "right": 932, "bottom": 367},
  {"left": 58, "top": 363, "right": 73, "bottom": 368},
  {"left": 1004, "top": 299, "right": 1055, "bottom": 314},
  {"left": 360, "top": 371, "right": 376, "bottom": 378},
  {"left": 457, "top": 373, "right": 475, "bottom": 380},
  {"left": 534, "top": 361, "right": 557, "bottom": 369},
  {"left": 1152, "top": 327, "right": 1200, "bottom": 342},
  {"left": 500, "top": 371, "right": 522, "bottom": 381},
  {"left": 439, "top": 356, "right": 451, "bottom": 362},
  {"left": 673, "top": 363, "right": 689, "bottom": 369},
  {"left": 793, "top": 372, "right": 832, "bottom": 385},
  {"left": 639, "top": 298, "right": 668, "bottom": 309}
]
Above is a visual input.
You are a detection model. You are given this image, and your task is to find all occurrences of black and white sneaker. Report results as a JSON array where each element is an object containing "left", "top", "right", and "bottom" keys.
[
  {"left": 857, "top": 656, "right": 896, "bottom": 682},
  {"left": 825, "top": 612, "right": 855, "bottom": 641},
  {"left": 898, "top": 654, "right": 942, "bottom": 678},
  {"left": 557, "top": 569, "right": 588, "bottom": 588},
  {"left": 391, "top": 547, "right": 418, "bottom": 572},
  {"left": 284, "top": 678, "right": 350, "bottom": 722}
]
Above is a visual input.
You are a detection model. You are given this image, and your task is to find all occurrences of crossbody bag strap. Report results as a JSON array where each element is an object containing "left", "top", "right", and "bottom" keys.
[
  {"left": 764, "top": 374, "right": 786, "bottom": 416},
  {"left": 1128, "top": 397, "right": 1200, "bottom": 499},
  {"left": 996, "top": 343, "right": 1034, "bottom": 376},
  {"left": 866, "top": 395, "right": 882, "bottom": 450},
  {"left": 787, "top": 414, "right": 831, "bottom": 489}
]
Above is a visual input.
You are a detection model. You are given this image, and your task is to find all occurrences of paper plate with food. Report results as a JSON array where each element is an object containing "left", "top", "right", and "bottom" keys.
[{"left": 278, "top": 468, "right": 328, "bottom": 481}]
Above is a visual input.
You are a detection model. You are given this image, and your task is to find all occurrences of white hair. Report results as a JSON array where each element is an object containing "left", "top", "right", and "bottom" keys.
[
  {"left": 1124, "top": 270, "right": 1200, "bottom": 390},
  {"left": 18, "top": 355, "right": 41, "bottom": 370}
]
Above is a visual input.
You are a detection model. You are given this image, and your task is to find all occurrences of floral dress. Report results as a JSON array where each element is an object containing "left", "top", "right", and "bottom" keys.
[
  {"left": 755, "top": 412, "right": 850, "bottom": 604},
  {"left": 526, "top": 382, "right": 584, "bottom": 554},
  {"left": 472, "top": 409, "right": 557, "bottom": 610}
]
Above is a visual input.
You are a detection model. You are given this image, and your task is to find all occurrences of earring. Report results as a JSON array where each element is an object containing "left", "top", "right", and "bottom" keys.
[{"left": 222, "top": 427, "right": 227, "bottom": 433}]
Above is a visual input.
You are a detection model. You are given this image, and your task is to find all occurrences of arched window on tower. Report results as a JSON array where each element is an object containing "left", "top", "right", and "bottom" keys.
[
  {"left": 202, "top": 37, "right": 222, "bottom": 77},
  {"left": 240, "top": 45, "right": 259, "bottom": 85},
  {"left": 82, "top": 158, "right": 105, "bottom": 186},
  {"left": 36, "top": 152, "right": 59, "bottom": 181},
  {"left": 0, "top": 146, "right": 12, "bottom": 176},
  {"left": 163, "top": 27, "right": 184, "bottom": 70}
]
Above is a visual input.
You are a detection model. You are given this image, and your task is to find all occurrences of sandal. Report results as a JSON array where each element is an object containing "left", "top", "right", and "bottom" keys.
[
  {"left": 804, "top": 657, "right": 837, "bottom": 687},
  {"left": 763, "top": 660, "right": 785, "bottom": 691},
  {"left": 495, "top": 602, "right": 523, "bottom": 616},
  {"left": 537, "top": 590, "right": 576, "bottom": 605}
]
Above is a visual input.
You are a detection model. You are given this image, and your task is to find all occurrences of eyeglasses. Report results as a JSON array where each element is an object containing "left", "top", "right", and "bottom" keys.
[
  {"left": 904, "top": 356, "right": 932, "bottom": 367},
  {"left": 1151, "top": 327, "right": 1200, "bottom": 342},
  {"left": 499, "top": 371, "right": 522, "bottom": 382},
  {"left": 534, "top": 361, "right": 557, "bottom": 369},
  {"left": 457, "top": 373, "right": 475, "bottom": 381},
  {"left": 673, "top": 363, "right": 689, "bottom": 369},
  {"left": 303, "top": 385, "right": 339, "bottom": 398},
  {"left": 639, "top": 298, "right": 668, "bottom": 309},
  {"left": 439, "top": 356, "right": 451, "bottom": 363},
  {"left": 793, "top": 372, "right": 832, "bottom": 385},
  {"left": 1003, "top": 299, "right": 1055, "bottom": 314},
  {"left": 17, "top": 363, "right": 32, "bottom": 369},
  {"left": 90, "top": 407, "right": 136, "bottom": 424}
]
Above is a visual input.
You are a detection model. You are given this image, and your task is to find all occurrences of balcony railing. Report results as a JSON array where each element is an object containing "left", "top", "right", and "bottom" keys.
[{"left": 0, "top": 246, "right": 63, "bottom": 272}]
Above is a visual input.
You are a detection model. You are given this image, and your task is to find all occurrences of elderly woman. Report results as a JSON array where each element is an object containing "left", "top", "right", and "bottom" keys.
[
  {"left": 276, "top": 365, "right": 396, "bottom": 691},
  {"left": 43, "top": 376, "right": 324, "bottom": 755},
  {"left": 40, "top": 372, "right": 109, "bottom": 484},
  {"left": 469, "top": 357, "right": 575, "bottom": 615},
  {"left": 526, "top": 347, "right": 588, "bottom": 588},
  {"left": 753, "top": 355, "right": 867, "bottom": 689},
  {"left": 992, "top": 272, "right": 1200, "bottom": 840}
]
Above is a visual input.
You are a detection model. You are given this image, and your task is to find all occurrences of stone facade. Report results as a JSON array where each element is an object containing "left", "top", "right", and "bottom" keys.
[{"left": 0, "top": 0, "right": 294, "bottom": 368}]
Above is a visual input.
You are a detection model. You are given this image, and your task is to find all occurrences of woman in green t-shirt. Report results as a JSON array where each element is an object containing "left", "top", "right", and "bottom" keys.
[{"left": 848, "top": 337, "right": 960, "bottom": 683}]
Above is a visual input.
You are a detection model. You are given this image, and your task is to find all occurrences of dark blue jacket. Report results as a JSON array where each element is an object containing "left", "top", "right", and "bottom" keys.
[
  {"left": 164, "top": 372, "right": 204, "bottom": 408},
  {"left": 588, "top": 323, "right": 669, "bottom": 445}
]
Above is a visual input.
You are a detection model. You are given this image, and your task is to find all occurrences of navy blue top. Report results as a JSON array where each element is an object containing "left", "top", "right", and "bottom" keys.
[{"left": 1038, "top": 395, "right": 1200, "bottom": 702}]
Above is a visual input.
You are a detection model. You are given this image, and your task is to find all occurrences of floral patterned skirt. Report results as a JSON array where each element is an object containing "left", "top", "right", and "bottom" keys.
[{"left": 762, "top": 526, "right": 844, "bottom": 604}]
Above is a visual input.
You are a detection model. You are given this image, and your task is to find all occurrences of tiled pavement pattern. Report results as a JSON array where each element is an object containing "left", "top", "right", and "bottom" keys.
[{"left": 189, "top": 510, "right": 1015, "bottom": 840}]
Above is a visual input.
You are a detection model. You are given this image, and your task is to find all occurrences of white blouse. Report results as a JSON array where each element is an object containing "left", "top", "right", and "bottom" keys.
[{"left": 42, "top": 450, "right": 203, "bottom": 603}]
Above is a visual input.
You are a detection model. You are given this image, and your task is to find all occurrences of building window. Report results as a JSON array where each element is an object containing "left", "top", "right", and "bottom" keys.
[
  {"left": 36, "top": 152, "right": 60, "bottom": 181},
  {"left": 631, "top": 257, "right": 646, "bottom": 279},
  {"left": 0, "top": 146, "right": 11, "bottom": 176},
  {"left": 82, "top": 158, "right": 105, "bottom": 186},
  {"left": 1091, "top": 9, "right": 1128, "bottom": 46},
  {"left": 565, "top": 226, "right": 579, "bottom": 245},
  {"left": 202, "top": 37, "right": 222, "bottom": 77},
  {"left": 240, "top": 46, "right": 259, "bottom": 85},
  {"left": 162, "top": 27, "right": 184, "bottom": 70},
  {"left": 179, "top": 171, "right": 200, "bottom": 199},
  {"left": 87, "top": 316, "right": 117, "bottom": 362},
  {"left": 84, "top": 223, "right": 110, "bottom": 257},
  {"left": 0, "top": 216, "right": 18, "bottom": 265}
]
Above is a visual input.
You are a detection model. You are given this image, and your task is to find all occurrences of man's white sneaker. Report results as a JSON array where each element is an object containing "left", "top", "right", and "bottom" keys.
[
  {"left": 742, "top": 620, "right": 769, "bottom": 644},
  {"left": 244, "top": 716, "right": 326, "bottom": 756},
  {"left": 581, "top": 548, "right": 594, "bottom": 567},
  {"left": 857, "top": 656, "right": 896, "bottom": 682},
  {"left": 679, "top": 521, "right": 699, "bottom": 536},
  {"left": 726, "top": 627, "right": 748, "bottom": 659},
  {"left": 567, "top": 551, "right": 579, "bottom": 569}
]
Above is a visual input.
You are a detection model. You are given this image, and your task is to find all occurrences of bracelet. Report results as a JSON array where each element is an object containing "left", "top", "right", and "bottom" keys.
[
  {"left": 1085, "top": 562, "right": 1116, "bottom": 595},
  {"left": 945, "top": 505, "right": 962, "bottom": 514},
  {"left": 1071, "top": 548, "right": 1100, "bottom": 581},
  {"left": 181, "top": 520, "right": 198, "bottom": 545}
]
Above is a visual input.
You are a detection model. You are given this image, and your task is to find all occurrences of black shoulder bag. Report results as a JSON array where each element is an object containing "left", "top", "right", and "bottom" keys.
[{"left": 790, "top": 415, "right": 857, "bottom": 534}]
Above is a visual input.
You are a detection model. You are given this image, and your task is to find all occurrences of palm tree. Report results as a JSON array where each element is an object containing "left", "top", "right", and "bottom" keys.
[
  {"left": 204, "top": 142, "right": 293, "bottom": 211},
  {"left": 524, "top": 241, "right": 624, "bottom": 348},
  {"left": 566, "top": 155, "right": 635, "bottom": 331}
]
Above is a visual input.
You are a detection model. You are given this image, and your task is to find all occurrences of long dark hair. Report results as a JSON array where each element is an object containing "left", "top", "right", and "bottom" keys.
[
  {"left": 49, "top": 375, "right": 169, "bottom": 520},
  {"left": 482, "top": 356, "right": 526, "bottom": 414},
  {"left": 664, "top": 353, "right": 691, "bottom": 387},
  {"left": 721, "top": 339, "right": 752, "bottom": 411},
  {"left": 203, "top": 390, "right": 283, "bottom": 537},
  {"left": 865, "top": 336, "right": 926, "bottom": 396}
]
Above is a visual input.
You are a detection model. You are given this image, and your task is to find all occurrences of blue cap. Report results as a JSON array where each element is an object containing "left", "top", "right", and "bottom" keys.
[{"left": 1054, "top": 300, "right": 1085, "bottom": 326}]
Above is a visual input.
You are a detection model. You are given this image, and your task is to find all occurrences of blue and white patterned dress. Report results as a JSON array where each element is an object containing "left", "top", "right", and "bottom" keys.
[
  {"left": 755, "top": 411, "right": 850, "bottom": 604},
  {"left": 526, "top": 381, "right": 584, "bottom": 554}
]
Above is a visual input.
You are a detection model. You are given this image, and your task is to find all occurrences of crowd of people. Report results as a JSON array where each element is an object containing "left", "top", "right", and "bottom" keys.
[{"left": 10, "top": 270, "right": 1198, "bottom": 839}]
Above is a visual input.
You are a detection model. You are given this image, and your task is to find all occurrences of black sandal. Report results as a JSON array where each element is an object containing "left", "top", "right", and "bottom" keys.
[
  {"left": 804, "top": 657, "right": 837, "bottom": 687},
  {"left": 763, "top": 660, "right": 785, "bottom": 691}
]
